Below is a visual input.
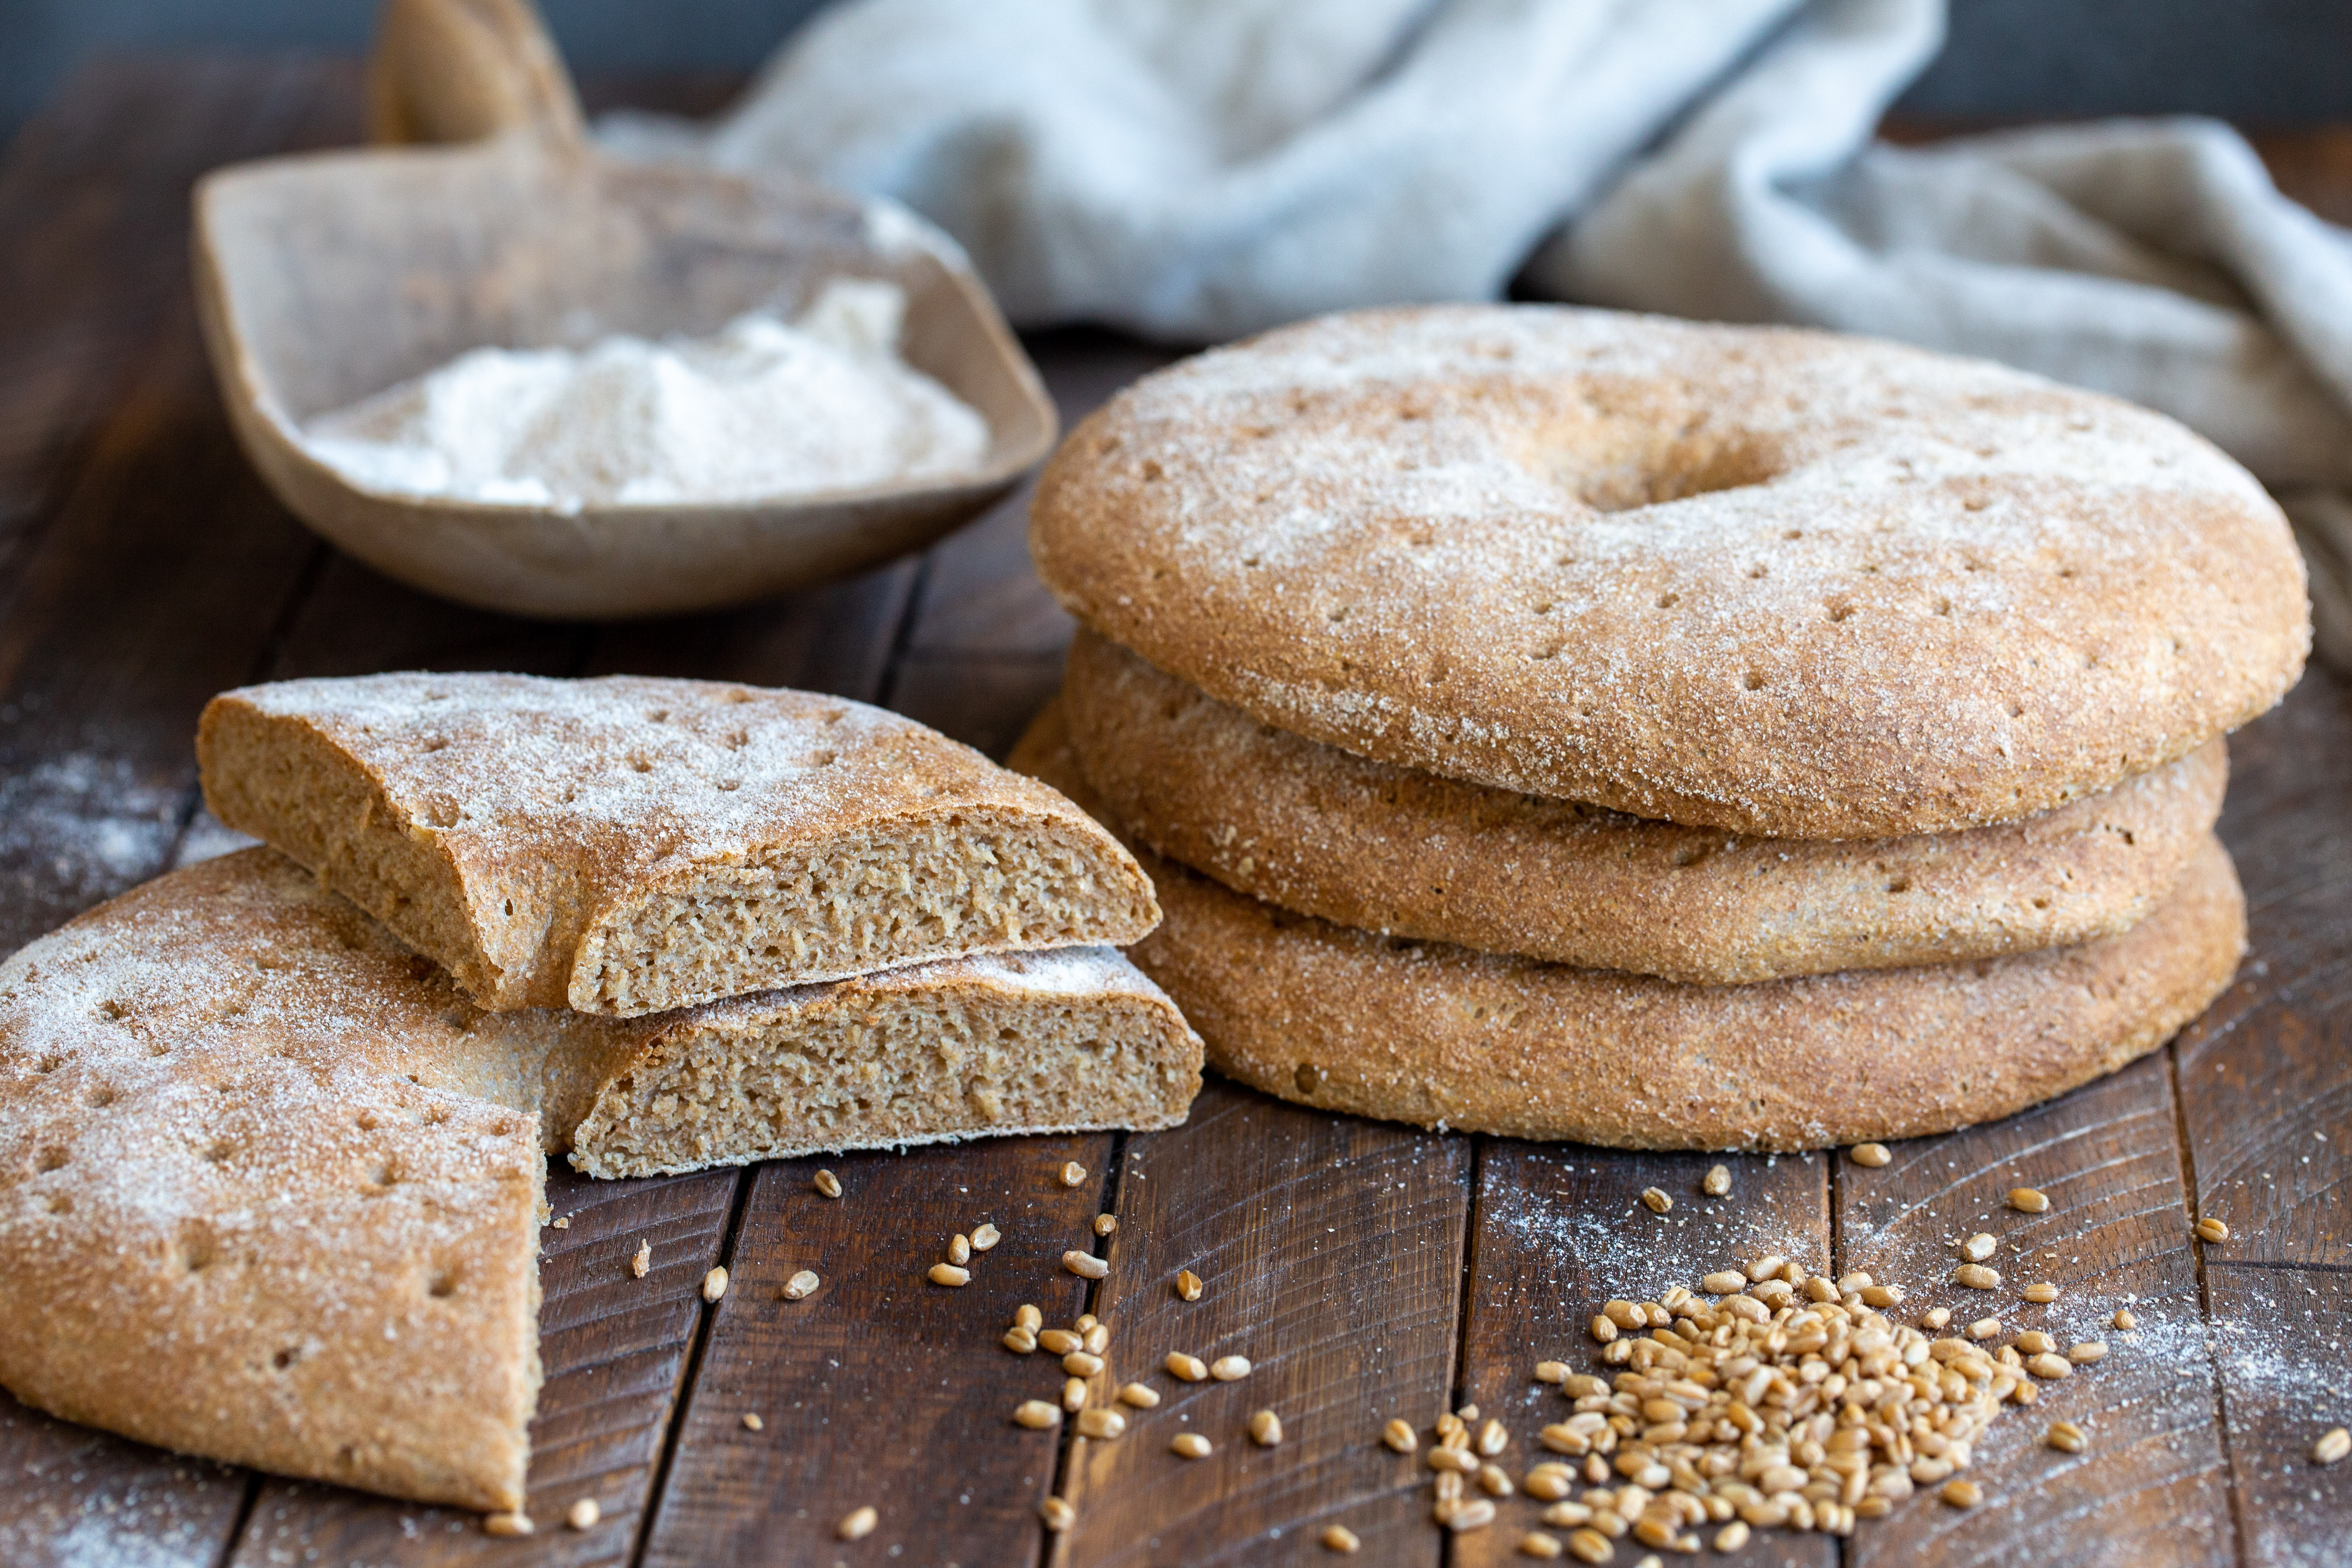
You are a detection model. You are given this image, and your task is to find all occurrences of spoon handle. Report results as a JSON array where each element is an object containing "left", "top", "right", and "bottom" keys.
[{"left": 365, "top": 0, "right": 586, "bottom": 151}]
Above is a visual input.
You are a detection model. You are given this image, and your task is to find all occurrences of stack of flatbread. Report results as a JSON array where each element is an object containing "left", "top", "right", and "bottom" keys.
[
  {"left": 1016, "top": 305, "right": 2310, "bottom": 1151},
  {"left": 0, "top": 672, "right": 1200, "bottom": 1512}
]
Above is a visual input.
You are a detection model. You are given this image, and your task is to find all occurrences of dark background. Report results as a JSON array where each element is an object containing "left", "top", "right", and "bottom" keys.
[{"left": 4, "top": 0, "right": 2350, "bottom": 143}]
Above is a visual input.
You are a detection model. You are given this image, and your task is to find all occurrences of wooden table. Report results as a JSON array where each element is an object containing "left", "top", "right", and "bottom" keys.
[{"left": 2, "top": 58, "right": 2348, "bottom": 1568}]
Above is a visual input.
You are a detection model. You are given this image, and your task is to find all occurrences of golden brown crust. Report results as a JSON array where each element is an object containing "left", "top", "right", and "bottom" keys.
[
  {"left": 1013, "top": 704, "right": 2245, "bottom": 1150},
  {"left": 199, "top": 671, "right": 1160, "bottom": 1015},
  {"left": 1029, "top": 305, "right": 2308, "bottom": 838},
  {"left": 1062, "top": 629, "right": 2227, "bottom": 982}
]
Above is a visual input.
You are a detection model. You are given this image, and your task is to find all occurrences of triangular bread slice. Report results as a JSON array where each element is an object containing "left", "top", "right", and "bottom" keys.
[
  {"left": 198, "top": 673, "right": 1161, "bottom": 1016},
  {"left": 0, "top": 848, "right": 1198, "bottom": 1509}
]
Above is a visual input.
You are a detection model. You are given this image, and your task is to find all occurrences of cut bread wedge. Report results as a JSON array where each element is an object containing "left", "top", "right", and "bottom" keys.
[
  {"left": 199, "top": 672, "right": 1162, "bottom": 1016},
  {"left": 0, "top": 847, "right": 1198, "bottom": 1510}
]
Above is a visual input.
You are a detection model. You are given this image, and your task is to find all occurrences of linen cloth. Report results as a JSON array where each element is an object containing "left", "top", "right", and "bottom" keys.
[{"left": 604, "top": 0, "right": 2352, "bottom": 664}]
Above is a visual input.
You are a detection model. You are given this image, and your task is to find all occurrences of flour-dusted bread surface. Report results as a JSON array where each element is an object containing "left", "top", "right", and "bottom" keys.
[
  {"left": 1030, "top": 305, "right": 2309, "bottom": 838},
  {"left": 0, "top": 849, "right": 548, "bottom": 1513},
  {"left": 0, "top": 847, "right": 1199, "bottom": 1508},
  {"left": 1013, "top": 707, "right": 2244, "bottom": 1149},
  {"left": 1063, "top": 630, "right": 2227, "bottom": 983},
  {"left": 199, "top": 672, "right": 1160, "bottom": 1016},
  {"left": 558, "top": 947, "right": 1202, "bottom": 1179}
]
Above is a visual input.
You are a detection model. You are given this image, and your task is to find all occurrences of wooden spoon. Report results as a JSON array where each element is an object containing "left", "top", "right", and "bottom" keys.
[{"left": 193, "top": 0, "right": 1056, "bottom": 620}]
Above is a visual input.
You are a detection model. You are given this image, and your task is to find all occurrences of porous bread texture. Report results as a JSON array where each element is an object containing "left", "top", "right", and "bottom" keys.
[
  {"left": 559, "top": 947, "right": 1201, "bottom": 1179},
  {"left": 1062, "top": 629, "right": 2227, "bottom": 983},
  {"left": 0, "top": 849, "right": 546, "bottom": 1513},
  {"left": 198, "top": 671, "right": 1160, "bottom": 1016},
  {"left": 1029, "top": 305, "right": 2309, "bottom": 839},
  {"left": 0, "top": 848, "right": 1200, "bottom": 1508},
  {"left": 1013, "top": 705, "right": 2245, "bottom": 1150}
]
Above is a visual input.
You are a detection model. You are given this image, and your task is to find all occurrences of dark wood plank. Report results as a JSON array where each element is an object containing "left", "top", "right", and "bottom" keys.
[
  {"left": 638, "top": 1135, "right": 1113, "bottom": 1567},
  {"left": 0, "top": 1400, "right": 248, "bottom": 1568},
  {"left": 2178, "top": 675, "right": 2352, "bottom": 1270},
  {"left": 889, "top": 653, "right": 1069, "bottom": 761},
  {"left": 2203, "top": 1265, "right": 2352, "bottom": 1567},
  {"left": 1835, "top": 1055, "right": 2234, "bottom": 1567},
  {"left": 1044, "top": 1083, "right": 1468, "bottom": 1566},
  {"left": 586, "top": 564, "right": 918, "bottom": 702},
  {"left": 1453, "top": 1145, "right": 1836, "bottom": 1568},
  {"left": 227, "top": 1167, "right": 738, "bottom": 1567}
]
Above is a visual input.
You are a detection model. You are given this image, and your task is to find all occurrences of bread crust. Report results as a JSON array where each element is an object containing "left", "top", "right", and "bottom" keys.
[
  {"left": 199, "top": 672, "right": 1160, "bottom": 1015},
  {"left": 1014, "top": 704, "right": 2244, "bottom": 1149},
  {"left": 1030, "top": 305, "right": 2308, "bottom": 838},
  {"left": 1063, "top": 628, "right": 2226, "bottom": 983},
  {"left": 0, "top": 846, "right": 1200, "bottom": 1508}
]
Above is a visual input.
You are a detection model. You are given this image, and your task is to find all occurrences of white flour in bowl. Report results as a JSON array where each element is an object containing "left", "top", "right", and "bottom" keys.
[{"left": 296, "top": 278, "right": 990, "bottom": 512}]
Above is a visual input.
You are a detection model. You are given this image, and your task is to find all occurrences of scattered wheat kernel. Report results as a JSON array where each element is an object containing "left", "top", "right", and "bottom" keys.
[
  {"left": 2007, "top": 1186, "right": 2049, "bottom": 1213},
  {"left": 1955, "top": 1263, "right": 2001, "bottom": 1290},
  {"left": 1714, "top": 1520, "right": 1751, "bottom": 1552},
  {"left": 565, "top": 1498, "right": 599, "bottom": 1530},
  {"left": 1211, "top": 1354, "right": 1252, "bottom": 1381},
  {"left": 1566, "top": 1527, "right": 1614, "bottom": 1563},
  {"left": 782, "top": 1269, "right": 820, "bottom": 1301},
  {"left": 2015, "top": 1330, "right": 2056, "bottom": 1353},
  {"left": 1381, "top": 1417, "right": 1419, "bottom": 1453},
  {"left": 2026, "top": 1352, "right": 2073, "bottom": 1379},
  {"left": 1060, "top": 1351, "right": 1103, "bottom": 1378},
  {"left": 1962, "top": 1233, "right": 1998, "bottom": 1261},
  {"left": 1083, "top": 1322, "right": 1109, "bottom": 1354},
  {"left": 2022, "top": 1281, "right": 2060, "bottom": 1303},
  {"left": 1166, "top": 1352, "right": 1208, "bottom": 1381},
  {"left": 1076, "top": 1408, "right": 1127, "bottom": 1440},
  {"left": 1062, "top": 1250, "right": 1109, "bottom": 1280},
  {"left": 2067, "top": 1341, "right": 2107, "bottom": 1364},
  {"left": 1038, "top": 1329, "right": 1081, "bottom": 1355},
  {"left": 2313, "top": 1428, "right": 2351, "bottom": 1465},
  {"left": 1322, "top": 1523, "right": 1362, "bottom": 1553},
  {"left": 628, "top": 1241, "right": 650, "bottom": 1278},
  {"left": 741, "top": 1412, "right": 763, "bottom": 1431},
  {"left": 1640, "top": 1187, "right": 1673, "bottom": 1214},
  {"left": 813, "top": 1170, "right": 842, "bottom": 1199},
  {"left": 1250, "top": 1410, "right": 1284, "bottom": 1446},
  {"left": 969, "top": 1222, "right": 1001, "bottom": 1251},
  {"left": 2114, "top": 1308, "right": 2137, "bottom": 1331},
  {"left": 947, "top": 1233, "right": 971, "bottom": 1266},
  {"left": 2047, "top": 1421, "right": 2087, "bottom": 1453},
  {"left": 1013, "top": 1400, "right": 1062, "bottom": 1430},
  {"left": 1059, "top": 1161, "right": 1087, "bottom": 1187},
  {"left": 1172, "top": 1432, "right": 1213, "bottom": 1459},
  {"left": 1093, "top": 1213, "right": 1117, "bottom": 1237},
  {"left": 837, "top": 1505, "right": 878, "bottom": 1541},
  {"left": 1014, "top": 1303, "right": 1042, "bottom": 1332},
  {"left": 1968, "top": 1317, "right": 2001, "bottom": 1340},
  {"left": 1526, "top": 1469, "right": 1573, "bottom": 1500},
  {"left": 1429, "top": 1446, "right": 1477, "bottom": 1473},
  {"left": 1521, "top": 1530, "right": 1565, "bottom": 1559},
  {"left": 483, "top": 1512, "right": 533, "bottom": 1537},
  {"left": 2195, "top": 1216, "right": 2230, "bottom": 1243},
  {"left": 1850, "top": 1143, "right": 1892, "bottom": 1167},
  {"left": 1535, "top": 1360, "right": 1570, "bottom": 1384},
  {"left": 1923, "top": 1307, "right": 1953, "bottom": 1330},
  {"left": 1859, "top": 1284, "right": 1903, "bottom": 1307},
  {"left": 1700, "top": 1271, "right": 1747, "bottom": 1295},
  {"left": 1076, "top": 1313, "right": 1098, "bottom": 1332},
  {"left": 1479, "top": 1462, "right": 1513, "bottom": 1496},
  {"left": 928, "top": 1263, "right": 971, "bottom": 1287},
  {"left": 700, "top": 1267, "right": 728, "bottom": 1303},
  {"left": 1457, "top": 1402, "right": 1479, "bottom": 1422},
  {"left": 1062, "top": 1378, "right": 1088, "bottom": 1412},
  {"left": 1003, "top": 1327, "right": 1038, "bottom": 1354},
  {"left": 1038, "top": 1497, "right": 1076, "bottom": 1532},
  {"left": 1940, "top": 1480, "right": 1982, "bottom": 1508},
  {"left": 1446, "top": 1498, "right": 1498, "bottom": 1533},
  {"left": 1471, "top": 1420, "right": 1506, "bottom": 1459},
  {"left": 1702, "top": 1165, "right": 1731, "bottom": 1197},
  {"left": 1118, "top": 1381, "right": 1160, "bottom": 1408},
  {"left": 1590, "top": 1314, "right": 1619, "bottom": 1344},
  {"left": 1174, "top": 1268, "right": 1204, "bottom": 1301}
]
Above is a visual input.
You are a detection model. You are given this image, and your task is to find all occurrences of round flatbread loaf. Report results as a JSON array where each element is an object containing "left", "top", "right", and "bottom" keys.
[
  {"left": 1013, "top": 704, "right": 2245, "bottom": 1149},
  {"left": 1062, "top": 628, "right": 2227, "bottom": 983},
  {"left": 1030, "top": 305, "right": 2307, "bottom": 838}
]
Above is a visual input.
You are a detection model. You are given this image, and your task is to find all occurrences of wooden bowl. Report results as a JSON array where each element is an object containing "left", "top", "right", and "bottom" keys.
[{"left": 191, "top": 0, "right": 1054, "bottom": 620}]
